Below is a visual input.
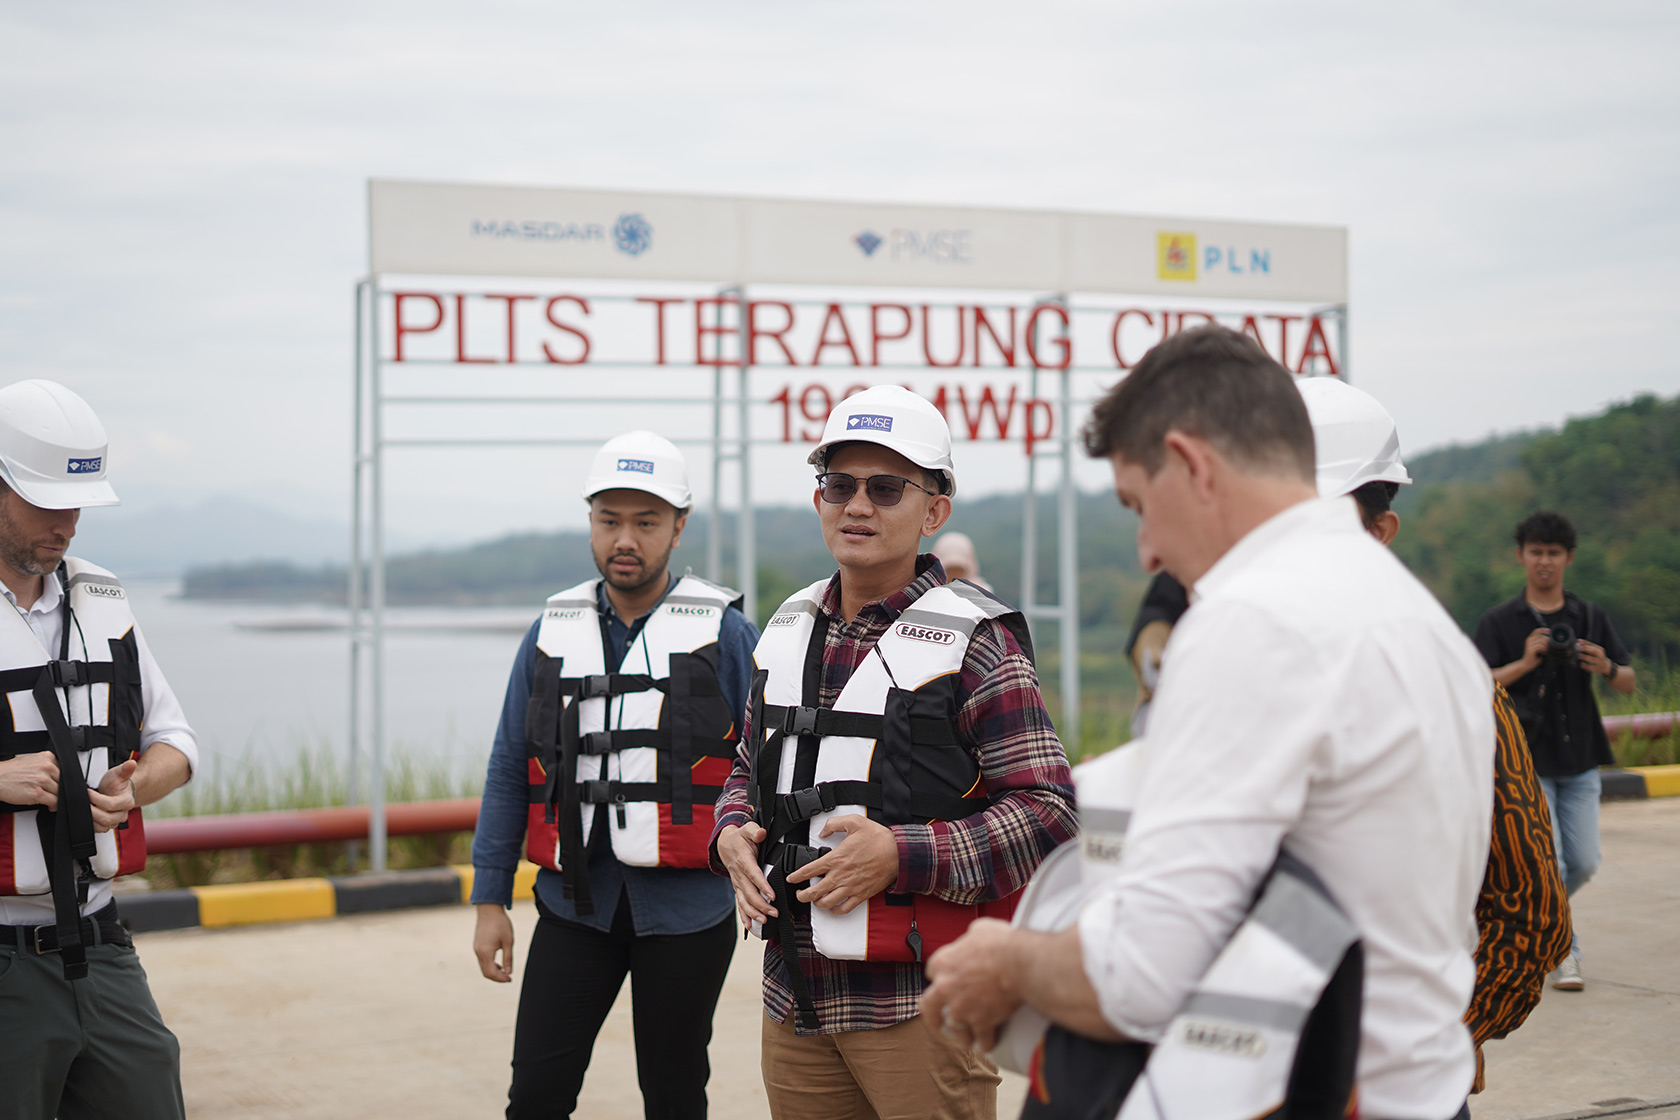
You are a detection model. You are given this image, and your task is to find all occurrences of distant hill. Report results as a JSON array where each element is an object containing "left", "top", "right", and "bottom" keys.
[
  {"left": 179, "top": 391, "right": 1680, "bottom": 677},
  {"left": 73, "top": 494, "right": 348, "bottom": 578},
  {"left": 1391, "top": 393, "right": 1680, "bottom": 660}
]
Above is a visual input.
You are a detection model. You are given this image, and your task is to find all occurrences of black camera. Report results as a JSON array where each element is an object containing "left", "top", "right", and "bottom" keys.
[{"left": 1545, "top": 623, "right": 1578, "bottom": 664}]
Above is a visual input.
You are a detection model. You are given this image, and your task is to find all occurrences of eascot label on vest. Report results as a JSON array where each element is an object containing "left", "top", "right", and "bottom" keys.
[{"left": 895, "top": 622, "right": 956, "bottom": 645}]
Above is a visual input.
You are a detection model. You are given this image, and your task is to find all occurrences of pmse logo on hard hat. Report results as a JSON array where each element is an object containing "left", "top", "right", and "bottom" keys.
[
  {"left": 846, "top": 414, "right": 893, "bottom": 433},
  {"left": 67, "top": 457, "right": 103, "bottom": 474},
  {"left": 616, "top": 458, "right": 656, "bottom": 474}
]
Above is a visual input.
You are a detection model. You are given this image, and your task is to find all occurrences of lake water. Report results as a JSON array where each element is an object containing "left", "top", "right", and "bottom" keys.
[{"left": 125, "top": 581, "right": 536, "bottom": 788}]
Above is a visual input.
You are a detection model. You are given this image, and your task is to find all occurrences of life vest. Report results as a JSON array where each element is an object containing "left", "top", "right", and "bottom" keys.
[
  {"left": 0, "top": 558, "right": 147, "bottom": 981},
  {"left": 748, "top": 575, "right": 1030, "bottom": 1029},
  {"left": 524, "top": 574, "right": 742, "bottom": 915},
  {"left": 995, "top": 743, "right": 1364, "bottom": 1120}
]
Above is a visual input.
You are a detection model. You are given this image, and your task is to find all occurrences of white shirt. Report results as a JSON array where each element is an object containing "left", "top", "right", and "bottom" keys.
[
  {"left": 0, "top": 569, "right": 198, "bottom": 923},
  {"left": 1077, "top": 497, "right": 1493, "bottom": 1120}
]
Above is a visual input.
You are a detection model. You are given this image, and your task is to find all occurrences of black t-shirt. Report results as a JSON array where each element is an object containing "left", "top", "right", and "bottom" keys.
[{"left": 1473, "top": 592, "right": 1628, "bottom": 777}]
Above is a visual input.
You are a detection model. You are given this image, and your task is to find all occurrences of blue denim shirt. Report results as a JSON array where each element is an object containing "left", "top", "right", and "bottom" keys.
[{"left": 470, "top": 574, "right": 758, "bottom": 934}]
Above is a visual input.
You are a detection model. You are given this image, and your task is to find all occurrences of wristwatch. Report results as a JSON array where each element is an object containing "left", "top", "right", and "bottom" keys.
[{"left": 1606, "top": 663, "right": 1619, "bottom": 682}]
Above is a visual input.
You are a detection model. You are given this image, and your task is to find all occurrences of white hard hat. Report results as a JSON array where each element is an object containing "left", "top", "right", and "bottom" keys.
[
  {"left": 0, "top": 380, "right": 119, "bottom": 510},
  {"left": 582, "top": 430, "right": 692, "bottom": 511},
  {"left": 806, "top": 385, "right": 956, "bottom": 496},
  {"left": 1297, "top": 377, "right": 1411, "bottom": 499}
]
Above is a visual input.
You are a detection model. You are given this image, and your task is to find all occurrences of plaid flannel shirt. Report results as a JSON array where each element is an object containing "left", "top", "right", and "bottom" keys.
[{"left": 708, "top": 556, "right": 1077, "bottom": 1035}]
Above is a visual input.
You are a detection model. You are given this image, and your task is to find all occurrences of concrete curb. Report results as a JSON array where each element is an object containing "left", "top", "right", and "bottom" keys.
[
  {"left": 119, "top": 862, "right": 540, "bottom": 934},
  {"left": 1601, "top": 765, "right": 1680, "bottom": 802}
]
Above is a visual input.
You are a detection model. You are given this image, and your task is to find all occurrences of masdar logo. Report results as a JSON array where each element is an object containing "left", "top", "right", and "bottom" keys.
[{"left": 1156, "top": 232, "right": 1197, "bottom": 281}]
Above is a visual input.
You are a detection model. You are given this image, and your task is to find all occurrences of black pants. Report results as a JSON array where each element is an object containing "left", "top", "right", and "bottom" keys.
[{"left": 507, "top": 893, "right": 735, "bottom": 1120}]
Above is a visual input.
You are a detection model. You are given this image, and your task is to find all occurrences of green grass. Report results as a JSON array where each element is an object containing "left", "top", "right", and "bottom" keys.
[
  {"left": 141, "top": 738, "right": 484, "bottom": 890},
  {"left": 1603, "top": 662, "right": 1680, "bottom": 768}
]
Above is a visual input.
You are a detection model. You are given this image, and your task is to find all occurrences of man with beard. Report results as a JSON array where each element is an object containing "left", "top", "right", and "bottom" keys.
[
  {"left": 471, "top": 431, "right": 758, "bottom": 1119},
  {"left": 0, "top": 379, "right": 196, "bottom": 1120}
]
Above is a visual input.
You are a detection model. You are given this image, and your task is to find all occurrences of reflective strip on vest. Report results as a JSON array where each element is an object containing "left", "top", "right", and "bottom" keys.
[
  {"left": 0, "top": 557, "right": 146, "bottom": 895},
  {"left": 529, "top": 574, "right": 737, "bottom": 870}
]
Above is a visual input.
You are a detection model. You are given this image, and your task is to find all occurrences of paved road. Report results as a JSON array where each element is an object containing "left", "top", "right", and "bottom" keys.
[{"left": 136, "top": 798, "right": 1680, "bottom": 1119}]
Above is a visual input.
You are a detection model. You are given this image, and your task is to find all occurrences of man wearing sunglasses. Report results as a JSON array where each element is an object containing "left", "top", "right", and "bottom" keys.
[{"left": 709, "top": 385, "right": 1076, "bottom": 1120}]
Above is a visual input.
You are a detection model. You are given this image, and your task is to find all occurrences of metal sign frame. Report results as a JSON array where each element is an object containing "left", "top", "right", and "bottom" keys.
[{"left": 349, "top": 182, "right": 1349, "bottom": 869}]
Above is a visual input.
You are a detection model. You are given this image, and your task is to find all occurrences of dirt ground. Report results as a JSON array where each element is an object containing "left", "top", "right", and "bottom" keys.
[{"left": 135, "top": 798, "right": 1680, "bottom": 1119}]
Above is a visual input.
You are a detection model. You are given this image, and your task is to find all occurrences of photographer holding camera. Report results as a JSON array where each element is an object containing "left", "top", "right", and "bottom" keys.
[{"left": 1475, "top": 510, "right": 1634, "bottom": 992}]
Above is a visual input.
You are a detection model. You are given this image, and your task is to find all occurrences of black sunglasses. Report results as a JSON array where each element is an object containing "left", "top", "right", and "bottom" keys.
[{"left": 816, "top": 472, "right": 937, "bottom": 507}]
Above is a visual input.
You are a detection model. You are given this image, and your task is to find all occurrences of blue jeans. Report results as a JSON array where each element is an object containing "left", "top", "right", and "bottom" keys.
[{"left": 1539, "top": 767, "right": 1602, "bottom": 956}]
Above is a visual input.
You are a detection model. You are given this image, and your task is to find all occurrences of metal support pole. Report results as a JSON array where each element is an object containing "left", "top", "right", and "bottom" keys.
[
  {"left": 1056, "top": 343, "right": 1081, "bottom": 755},
  {"left": 1021, "top": 368, "right": 1040, "bottom": 631},
  {"left": 348, "top": 280, "right": 367, "bottom": 821},
  {"left": 1337, "top": 304, "right": 1350, "bottom": 381},
  {"left": 708, "top": 362, "right": 724, "bottom": 582},
  {"left": 368, "top": 279, "right": 388, "bottom": 872},
  {"left": 735, "top": 290, "right": 757, "bottom": 623}
]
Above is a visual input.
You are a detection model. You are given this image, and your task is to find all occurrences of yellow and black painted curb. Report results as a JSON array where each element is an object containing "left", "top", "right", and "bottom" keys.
[
  {"left": 120, "top": 764, "right": 1680, "bottom": 936},
  {"left": 119, "top": 862, "right": 540, "bottom": 935},
  {"left": 1601, "top": 764, "right": 1680, "bottom": 801}
]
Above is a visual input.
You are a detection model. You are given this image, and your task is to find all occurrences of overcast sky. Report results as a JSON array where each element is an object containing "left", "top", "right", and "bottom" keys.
[{"left": 3, "top": 0, "right": 1676, "bottom": 547}]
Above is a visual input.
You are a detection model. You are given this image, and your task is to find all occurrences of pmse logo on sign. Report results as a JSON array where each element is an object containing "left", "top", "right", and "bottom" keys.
[
  {"left": 1157, "top": 231, "right": 1274, "bottom": 282},
  {"left": 852, "top": 228, "right": 972, "bottom": 265}
]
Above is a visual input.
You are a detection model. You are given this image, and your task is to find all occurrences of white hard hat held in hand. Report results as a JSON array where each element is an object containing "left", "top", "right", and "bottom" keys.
[
  {"left": 1297, "top": 377, "right": 1411, "bottom": 499},
  {"left": 806, "top": 385, "right": 956, "bottom": 496},
  {"left": 583, "top": 430, "right": 693, "bottom": 511},
  {"left": 0, "top": 380, "right": 120, "bottom": 510}
]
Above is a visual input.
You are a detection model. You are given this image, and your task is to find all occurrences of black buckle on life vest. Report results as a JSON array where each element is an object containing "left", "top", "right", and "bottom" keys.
[
  {"left": 779, "top": 706, "right": 820, "bottom": 737},
  {"left": 578, "top": 675, "right": 614, "bottom": 700},
  {"left": 783, "top": 785, "right": 834, "bottom": 824},
  {"left": 773, "top": 843, "right": 825, "bottom": 876},
  {"left": 580, "top": 731, "right": 614, "bottom": 755},
  {"left": 579, "top": 779, "right": 625, "bottom": 804},
  {"left": 47, "top": 660, "right": 85, "bottom": 688}
]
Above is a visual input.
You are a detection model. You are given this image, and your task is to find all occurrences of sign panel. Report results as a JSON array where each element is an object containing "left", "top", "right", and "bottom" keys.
[{"left": 370, "top": 180, "right": 1348, "bottom": 303}]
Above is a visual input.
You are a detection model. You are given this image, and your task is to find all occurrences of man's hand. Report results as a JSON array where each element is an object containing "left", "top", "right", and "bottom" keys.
[
  {"left": 88, "top": 759, "right": 140, "bottom": 832},
  {"left": 0, "top": 751, "right": 58, "bottom": 810},
  {"left": 787, "top": 815, "right": 898, "bottom": 914},
  {"left": 1493, "top": 628, "right": 1553, "bottom": 687},
  {"left": 717, "top": 822, "right": 777, "bottom": 931},
  {"left": 1577, "top": 639, "right": 1611, "bottom": 675},
  {"left": 922, "top": 918, "right": 1024, "bottom": 1052},
  {"left": 474, "top": 903, "right": 516, "bottom": 982}
]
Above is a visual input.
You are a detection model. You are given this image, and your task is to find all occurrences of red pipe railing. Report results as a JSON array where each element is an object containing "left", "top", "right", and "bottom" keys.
[
  {"left": 1603, "top": 711, "right": 1679, "bottom": 740},
  {"left": 145, "top": 798, "right": 479, "bottom": 855},
  {"left": 145, "top": 713, "right": 1678, "bottom": 855}
]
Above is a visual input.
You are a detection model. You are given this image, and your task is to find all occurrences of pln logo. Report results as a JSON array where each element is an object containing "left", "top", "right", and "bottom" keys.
[
  {"left": 613, "top": 213, "right": 653, "bottom": 257},
  {"left": 66, "top": 457, "right": 102, "bottom": 474},
  {"left": 854, "top": 230, "right": 883, "bottom": 257},
  {"left": 846, "top": 413, "right": 893, "bottom": 433},
  {"left": 616, "top": 458, "right": 656, "bottom": 474},
  {"left": 1157, "top": 233, "right": 1197, "bottom": 282}
]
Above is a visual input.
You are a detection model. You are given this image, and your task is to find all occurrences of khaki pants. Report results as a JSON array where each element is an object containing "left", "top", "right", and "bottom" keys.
[{"left": 761, "top": 1011, "right": 1000, "bottom": 1120}]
